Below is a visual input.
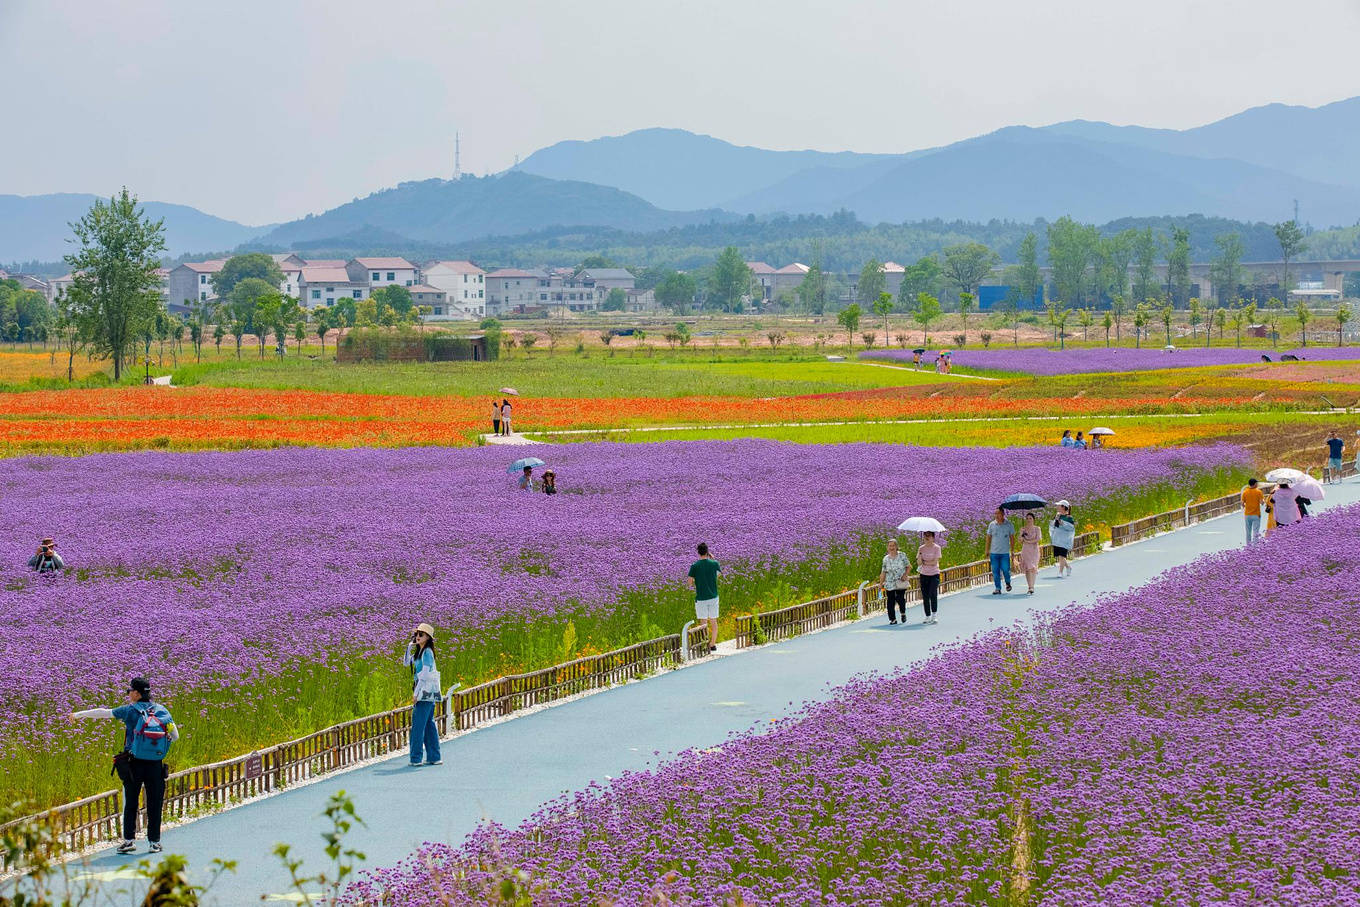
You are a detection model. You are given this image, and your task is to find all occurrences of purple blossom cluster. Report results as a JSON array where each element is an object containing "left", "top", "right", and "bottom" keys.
[
  {"left": 348, "top": 505, "right": 1360, "bottom": 905},
  {"left": 0, "top": 442, "right": 1242, "bottom": 745},
  {"left": 862, "top": 346, "right": 1360, "bottom": 375}
]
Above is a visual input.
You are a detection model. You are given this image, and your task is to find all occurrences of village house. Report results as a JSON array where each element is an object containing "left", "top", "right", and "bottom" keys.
[
  {"left": 346, "top": 257, "right": 417, "bottom": 290},
  {"left": 421, "top": 260, "right": 486, "bottom": 318}
]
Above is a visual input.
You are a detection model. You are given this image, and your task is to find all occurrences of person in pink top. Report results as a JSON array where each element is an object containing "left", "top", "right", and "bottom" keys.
[
  {"left": 1018, "top": 512, "right": 1042, "bottom": 594},
  {"left": 1271, "top": 481, "right": 1301, "bottom": 527},
  {"left": 916, "top": 531, "right": 942, "bottom": 625}
]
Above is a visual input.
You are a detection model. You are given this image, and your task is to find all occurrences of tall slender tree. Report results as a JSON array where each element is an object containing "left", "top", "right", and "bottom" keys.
[
  {"left": 1274, "top": 220, "right": 1307, "bottom": 303},
  {"left": 1209, "top": 233, "right": 1244, "bottom": 305},
  {"left": 63, "top": 189, "right": 167, "bottom": 381}
]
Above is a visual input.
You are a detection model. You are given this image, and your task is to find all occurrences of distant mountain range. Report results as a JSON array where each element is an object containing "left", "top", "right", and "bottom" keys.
[
  {"left": 254, "top": 171, "right": 733, "bottom": 248},
  {"left": 519, "top": 97, "right": 1360, "bottom": 227},
  {"left": 6, "top": 96, "right": 1359, "bottom": 265},
  {"left": 0, "top": 194, "right": 269, "bottom": 263}
]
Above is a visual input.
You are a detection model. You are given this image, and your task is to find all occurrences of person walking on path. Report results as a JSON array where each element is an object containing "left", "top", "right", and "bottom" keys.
[
  {"left": 1241, "top": 478, "right": 1264, "bottom": 543},
  {"left": 1325, "top": 432, "right": 1345, "bottom": 483},
  {"left": 70, "top": 677, "right": 179, "bottom": 855},
  {"left": 986, "top": 508, "right": 1016, "bottom": 595},
  {"left": 916, "top": 531, "right": 942, "bottom": 625},
  {"left": 492, "top": 401, "right": 502, "bottom": 437},
  {"left": 877, "top": 538, "right": 910, "bottom": 625},
  {"left": 1018, "top": 513, "right": 1042, "bottom": 594},
  {"left": 1049, "top": 501, "right": 1077, "bottom": 576},
  {"left": 1271, "top": 481, "right": 1301, "bottom": 528},
  {"left": 500, "top": 399, "right": 513, "bottom": 436},
  {"left": 688, "top": 543, "right": 721, "bottom": 654},
  {"left": 403, "top": 623, "right": 442, "bottom": 766}
]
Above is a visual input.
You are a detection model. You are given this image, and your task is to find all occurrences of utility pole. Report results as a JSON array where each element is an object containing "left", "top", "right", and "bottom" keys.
[
  {"left": 453, "top": 132, "right": 462, "bottom": 180},
  {"left": 1293, "top": 198, "right": 1299, "bottom": 223}
]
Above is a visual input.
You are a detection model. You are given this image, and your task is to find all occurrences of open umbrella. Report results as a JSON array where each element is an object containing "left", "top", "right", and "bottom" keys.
[
  {"left": 1000, "top": 493, "right": 1047, "bottom": 511},
  {"left": 1089, "top": 427, "right": 1115, "bottom": 436},
  {"left": 499, "top": 387, "right": 519, "bottom": 396},
  {"left": 1164, "top": 344, "right": 1176, "bottom": 351},
  {"left": 1292, "top": 477, "right": 1325, "bottom": 501},
  {"left": 1264, "top": 467, "right": 1309, "bottom": 484},
  {"left": 912, "top": 348, "right": 926, "bottom": 354},
  {"left": 506, "top": 456, "right": 546, "bottom": 474},
  {"left": 897, "top": 516, "right": 946, "bottom": 533}
]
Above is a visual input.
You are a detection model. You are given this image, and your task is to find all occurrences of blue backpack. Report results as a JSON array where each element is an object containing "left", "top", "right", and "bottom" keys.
[{"left": 128, "top": 703, "right": 174, "bottom": 761}]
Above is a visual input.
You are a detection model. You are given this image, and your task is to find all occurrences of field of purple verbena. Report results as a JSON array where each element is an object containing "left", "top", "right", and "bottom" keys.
[
  {"left": 0, "top": 441, "right": 1246, "bottom": 805},
  {"left": 861, "top": 345, "right": 1360, "bottom": 375},
  {"left": 349, "top": 505, "right": 1360, "bottom": 906}
]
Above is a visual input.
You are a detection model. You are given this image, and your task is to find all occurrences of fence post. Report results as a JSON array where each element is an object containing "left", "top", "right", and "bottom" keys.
[
  {"left": 1184, "top": 498, "right": 1192, "bottom": 526},
  {"left": 856, "top": 581, "right": 868, "bottom": 617},
  {"left": 679, "top": 620, "right": 694, "bottom": 662}
]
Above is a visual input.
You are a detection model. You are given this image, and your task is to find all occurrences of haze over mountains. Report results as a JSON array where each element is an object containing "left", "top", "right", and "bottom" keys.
[{"left": 5, "top": 96, "right": 1358, "bottom": 264}]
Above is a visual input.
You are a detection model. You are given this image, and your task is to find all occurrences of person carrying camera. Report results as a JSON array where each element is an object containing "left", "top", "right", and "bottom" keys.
[
  {"left": 403, "top": 623, "right": 443, "bottom": 766},
  {"left": 70, "top": 677, "right": 179, "bottom": 854},
  {"left": 28, "top": 537, "right": 65, "bottom": 573}
]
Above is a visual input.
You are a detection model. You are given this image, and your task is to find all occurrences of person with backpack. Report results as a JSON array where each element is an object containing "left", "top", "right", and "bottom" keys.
[
  {"left": 70, "top": 677, "right": 178, "bottom": 854},
  {"left": 403, "top": 623, "right": 443, "bottom": 766}
]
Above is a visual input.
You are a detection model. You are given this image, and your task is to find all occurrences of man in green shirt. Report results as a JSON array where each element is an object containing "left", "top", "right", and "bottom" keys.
[{"left": 688, "top": 542, "right": 721, "bottom": 655}]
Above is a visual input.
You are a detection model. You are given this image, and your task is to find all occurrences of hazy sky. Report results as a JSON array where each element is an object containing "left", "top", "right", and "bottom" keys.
[{"left": 4, "top": 0, "right": 1358, "bottom": 225}]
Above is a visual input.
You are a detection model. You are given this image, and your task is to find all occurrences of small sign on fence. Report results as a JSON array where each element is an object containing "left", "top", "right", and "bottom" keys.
[{"left": 245, "top": 752, "right": 263, "bottom": 780}]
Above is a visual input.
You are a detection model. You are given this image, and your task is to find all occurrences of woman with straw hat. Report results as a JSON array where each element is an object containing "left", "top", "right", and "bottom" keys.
[{"left": 403, "top": 623, "right": 443, "bottom": 766}]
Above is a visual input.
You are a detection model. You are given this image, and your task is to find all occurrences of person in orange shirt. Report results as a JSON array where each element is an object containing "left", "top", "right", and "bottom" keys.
[{"left": 1241, "top": 477, "right": 1264, "bottom": 543}]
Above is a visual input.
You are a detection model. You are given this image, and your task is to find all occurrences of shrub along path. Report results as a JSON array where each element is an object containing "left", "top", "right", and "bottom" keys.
[{"left": 75, "top": 480, "right": 1360, "bottom": 903}]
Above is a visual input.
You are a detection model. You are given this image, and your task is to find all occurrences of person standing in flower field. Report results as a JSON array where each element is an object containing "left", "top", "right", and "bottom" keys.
[
  {"left": 916, "top": 530, "right": 942, "bottom": 625},
  {"left": 404, "top": 623, "right": 442, "bottom": 766},
  {"left": 1241, "top": 478, "right": 1264, "bottom": 542},
  {"left": 70, "top": 677, "right": 178, "bottom": 855},
  {"left": 1049, "top": 501, "right": 1076, "bottom": 576},
  {"left": 688, "top": 542, "right": 721, "bottom": 654},
  {"left": 28, "top": 537, "right": 65, "bottom": 572},
  {"left": 1325, "top": 431, "right": 1345, "bottom": 484},
  {"left": 492, "top": 400, "right": 502, "bottom": 436},
  {"left": 500, "top": 398, "right": 513, "bottom": 436},
  {"left": 986, "top": 508, "right": 1016, "bottom": 595},
  {"left": 1059, "top": 430, "right": 1074, "bottom": 448},
  {"left": 877, "top": 538, "right": 910, "bottom": 625}
]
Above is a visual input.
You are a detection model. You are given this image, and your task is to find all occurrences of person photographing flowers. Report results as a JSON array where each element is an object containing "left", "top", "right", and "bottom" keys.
[
  {"left": 403, "top": 623, "right": 443, "bottom": 766},
  {"left": 28, "top": 537, "right": 65, "bottom": 573},
  {"left": 70, "top": 677, "right": 178, "bottom": 855}
]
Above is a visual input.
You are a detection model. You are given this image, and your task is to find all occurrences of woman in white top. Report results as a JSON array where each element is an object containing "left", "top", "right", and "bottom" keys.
[
  {"left": 1049, "top": 501, "right": 1077, "bottom": 578},
  {"left": 877, "top": 538, "right": 910, "bottom": 625}
]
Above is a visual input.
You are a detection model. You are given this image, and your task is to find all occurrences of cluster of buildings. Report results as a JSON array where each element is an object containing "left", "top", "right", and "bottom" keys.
[
  {"left": 165, "top": 254, "right": 654, "bottom": 321},
  {"left": 748, "top": 261, "right": 909, "bottom": 302}
]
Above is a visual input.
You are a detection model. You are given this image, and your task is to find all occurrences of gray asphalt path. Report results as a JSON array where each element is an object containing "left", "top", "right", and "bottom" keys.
[{"left": 70, "top": 482, "right": 1360, "bottom": 903}]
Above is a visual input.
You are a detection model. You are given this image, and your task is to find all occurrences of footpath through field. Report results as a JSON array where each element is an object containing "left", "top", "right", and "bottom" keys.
[{"left": 75, "top": 482, "right": 1360, "bottom": 903}]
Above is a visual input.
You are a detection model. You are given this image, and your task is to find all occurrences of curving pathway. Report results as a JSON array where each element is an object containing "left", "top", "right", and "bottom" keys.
[{"left": 73, "top": 481, "right": 1360, "bottom": 903}]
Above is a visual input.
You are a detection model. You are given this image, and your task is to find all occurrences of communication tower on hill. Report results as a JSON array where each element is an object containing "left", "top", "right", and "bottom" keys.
[{"left": 453, "top": 132, "right": 462, "bottom": 180}]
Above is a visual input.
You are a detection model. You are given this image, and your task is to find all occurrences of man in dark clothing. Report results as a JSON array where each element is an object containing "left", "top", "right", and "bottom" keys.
[{"left": 688, "top": 543, "right": 721, "bottom": 655}]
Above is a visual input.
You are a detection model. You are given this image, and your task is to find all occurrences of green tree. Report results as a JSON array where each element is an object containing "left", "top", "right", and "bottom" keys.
[
  {"left": 213, "top": 322, "right": 225, "bottom": 354},
  {"left": 836, "top": 303, "right": 862, "bottom": 350},
  {"left": 941, "top": 242, "right": 998, "bottom": 298},
  {"left": 601, "top": 288, "right": 627, "bottom": 311},
  {"left": 211, "top": 252, "right": 284, "bottom": 299},
  {"left": 1109, "top": 295, "right": 1126, "bottom": 342},
  {"left": 913, "top": 293, "right": 941, "bottom": 344},
  {"left": 1046, "top": 299, "right": 1070, "bottom": 348},
  {"left": 1167, "top": 227, "right": 1191, "bottom": 306},
  {"left": 1048, "top": 217, "right": 1099, "bottom": 307},
  {"left": 1161, "top": 303, "right": 1174, "bottom": 345},
  {"left": 1295, "top": 299, "right": 1311, "bottom": 346},
  {"left": 1132, "top": 227, "right": 1160, "bottom": 301},
  {"left": 1188, "top": 297, "right": 1202, "bottom": 341},
  {"left": 710, "top": 247, "right": 751, "bottom": 312},
  {"left": 1228, "top": 305, "right": 1244, "bottom": 347},
  {"left": 957, "top": 291, "right": 976, "bottom": 345},
  {"left": 1213, "top": 305, "right": 1227, "bottom": 341},
  {"left": 1209, "top": 232, "right": 1244, "bottom": 304},
  {"left": 62, "top": 189, "right": 167, "bottom": 381},
  {"left": 899, "top": 255, "right": 941, "bottom": 309},
  {"left": 857, "top": 259, "right": 886, "bottom": 308},
  {"left": 653, "top": 271, "right": 696, "bottom": 313},
  {"left": 1274, "top": 220, "right": 1307, "bottom": 301},
  {"left": 1102, "top": 311, "right": 1113, "bottom": 347},
  {"left": 1098, "top": 230, "right": 1135, "bottom": 304},
  {"left": 1264, "top": 298, "right": 1283, "bottom": 349},
  {"left": 371, "top": 284, "right": 413, "bottom": 316},
  {"left": 55, "top": 291, "right": 91, "bottom": 381},
  {"left": 871, "top": 292, "right": 894, "bottom": 345},
  {"left": 795, "top": 263, "right": 827, "bottom": 315},
  {"left": 1133, "top": 303, "right": 1150, "bottom": 348},
  {"left": 1077, "top": 307, "right": 1094, "bottom": 342},
  {"left": 1015, "top": 232, "right": 1041, "bottom": 307},
  {"left": 1336, "top": 303, "right": 1351, "bottom": 346}
]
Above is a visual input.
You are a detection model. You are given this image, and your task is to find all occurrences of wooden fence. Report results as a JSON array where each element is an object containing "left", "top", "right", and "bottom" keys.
[{"left": 5, "top": 480, "right": 1315, "bottom": 857}]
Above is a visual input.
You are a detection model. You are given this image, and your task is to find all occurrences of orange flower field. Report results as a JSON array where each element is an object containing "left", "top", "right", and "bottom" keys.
[{"left": 0, "top": 385, "right": 1273, "bottom": 456}]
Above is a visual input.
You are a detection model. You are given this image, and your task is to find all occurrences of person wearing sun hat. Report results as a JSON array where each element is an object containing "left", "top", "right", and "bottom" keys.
[
  {"left": 28, "top": 537, "right": 65, "bottom": 572},
  {"left": 402, "top": 623, "right": 443, "bottom": 766}
]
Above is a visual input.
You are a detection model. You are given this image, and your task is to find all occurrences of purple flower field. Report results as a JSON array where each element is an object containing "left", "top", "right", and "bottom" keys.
[
  {"left": 349, "top": 505, "right": 1360, "bottom": 905},
  {"left": 0, "top": 441, "right": 1246, "bottom": 804},
  {"left": 862, "top": 345, "right": 1360, "bottom": 375}
]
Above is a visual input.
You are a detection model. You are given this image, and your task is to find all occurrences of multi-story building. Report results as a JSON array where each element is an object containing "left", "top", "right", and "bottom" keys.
[
  {"left": 167, "top": 259, "right": 227, "bottom": 305},
  {"left": 747, "top": 262, "right": 777, "bottom": 301},
  {"left": 408, "top": 285, "right": 451, "bottom": 316},
  {"left": 346, "top": 257, "right": 417, "bottom": 290},
  {"left": 299, "top": 266, "right": 368, "bottom": 308},
  {"left": 485, "top": 269, "right": 540, "bottom": 317},
  {"left": 771, "top": 263, "right": 810, "bottom": 296},
  {"left": 421, "top": 260, "right": 486, "bottom": 318},
  {"left": 578, "top": 268, "right": 635, "bottom": 294}
]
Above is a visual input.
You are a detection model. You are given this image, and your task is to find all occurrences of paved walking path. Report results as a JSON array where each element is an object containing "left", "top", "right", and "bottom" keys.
[{"left": 75, "top": 482, "right": 1360, "bottom": 903}]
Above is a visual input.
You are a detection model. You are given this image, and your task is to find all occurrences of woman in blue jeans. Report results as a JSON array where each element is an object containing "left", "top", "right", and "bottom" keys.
[{"left": 403, "top": 622, "right": 443, "bottom": 766}]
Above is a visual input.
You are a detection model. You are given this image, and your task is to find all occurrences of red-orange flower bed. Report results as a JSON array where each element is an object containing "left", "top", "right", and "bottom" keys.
[{"left": 0, "top": 386, "right": 1266, "bottom": 455}]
